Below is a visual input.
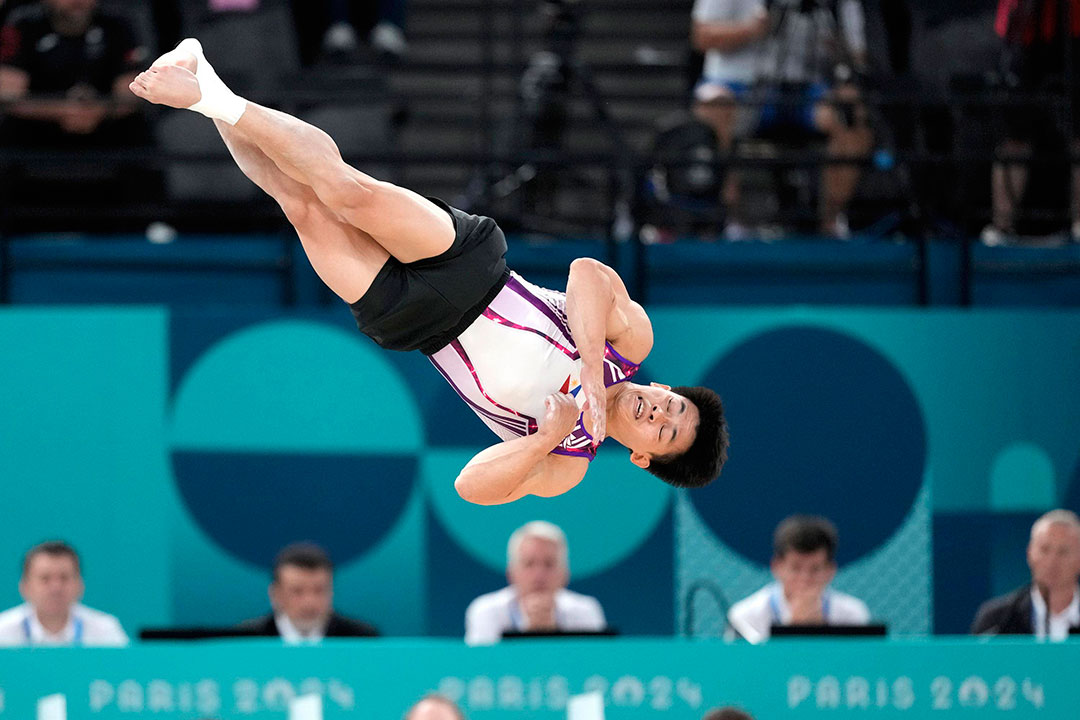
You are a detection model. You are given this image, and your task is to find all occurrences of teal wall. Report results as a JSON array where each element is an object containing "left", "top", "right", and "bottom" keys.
[{"left": 1, "top": 307, "right": 1078, "bottom": 637}]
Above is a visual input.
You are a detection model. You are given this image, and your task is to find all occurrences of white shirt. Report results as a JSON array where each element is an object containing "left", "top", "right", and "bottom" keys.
[
  {"left": 692, "top": 0, "right": 766, "bottom": 84},
  {"left": 0, "top": 603, "right": 128, "bottom": 647},
  {"left": 726, "top": 582, "right": 870, "bottom": 644},
  {"left": 274, "top": 613, "right": 327, "bottom": 645},
  {"left": 465, "top": 586, "right": 606, "bottom": 646},
  {"left": 693, "top": 0, "right": 866, "bottom": 85},
  {"left": 1029, "top": 585, "right": 1080, "bottom": 642}
]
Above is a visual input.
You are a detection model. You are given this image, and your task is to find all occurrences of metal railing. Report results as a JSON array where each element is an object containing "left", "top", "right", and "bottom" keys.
[{"left": 2, "top": 76, "right": 1080, "bottom": 306}]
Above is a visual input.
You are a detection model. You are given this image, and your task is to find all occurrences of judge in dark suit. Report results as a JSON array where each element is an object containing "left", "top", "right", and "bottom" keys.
[
  {"left": 971, "top": 509, "right": 1080, "bottom": 641},
  {"left": 239, "top": 542, "right": 378, "bottom": 642}
]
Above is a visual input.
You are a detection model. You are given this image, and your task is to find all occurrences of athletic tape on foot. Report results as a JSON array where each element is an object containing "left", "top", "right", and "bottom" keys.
[{"left": 179, "top": 38, "right": 247, "bottom": 125}]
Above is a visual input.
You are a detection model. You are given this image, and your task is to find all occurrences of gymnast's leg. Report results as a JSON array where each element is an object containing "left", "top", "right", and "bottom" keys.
[{"left": 130, "top": 40, "right": 455, "bottom": 300}]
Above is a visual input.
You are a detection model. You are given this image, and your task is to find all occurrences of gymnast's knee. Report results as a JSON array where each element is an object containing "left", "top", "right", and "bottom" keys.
[
  {"left": 274, "top": 186, "right": 318, "bottom": 227},
  {"left": 311, "top": 165, "right": 379, "bottom": 217}
]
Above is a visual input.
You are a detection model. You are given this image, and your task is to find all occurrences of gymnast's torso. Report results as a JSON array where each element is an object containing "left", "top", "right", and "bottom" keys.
[{"left": 428, "top": 272, "right": 641, "bottom": 460}]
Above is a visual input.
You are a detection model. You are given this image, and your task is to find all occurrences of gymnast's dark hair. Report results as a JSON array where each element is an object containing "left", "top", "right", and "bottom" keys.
[{"left": 644, "top": 385, "right": 728, "bottom": 488}]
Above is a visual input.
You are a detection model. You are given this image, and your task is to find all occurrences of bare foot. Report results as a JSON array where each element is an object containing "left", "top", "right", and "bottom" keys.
[{"left": 129, "top": 64, "right": 202, "bottom": 109}]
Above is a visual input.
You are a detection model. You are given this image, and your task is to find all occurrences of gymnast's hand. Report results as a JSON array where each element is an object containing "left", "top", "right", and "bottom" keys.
[
  {"left": 540, "top": 392, "right": 580, "bottom": 443},
  {"left": 579, "top": 363, "right": 606, "bottom": 447}
]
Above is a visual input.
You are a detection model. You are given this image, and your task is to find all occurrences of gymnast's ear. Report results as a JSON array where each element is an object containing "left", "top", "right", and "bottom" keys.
[{"left": 630, "top": 450, "right": 650, "bottom": 469}]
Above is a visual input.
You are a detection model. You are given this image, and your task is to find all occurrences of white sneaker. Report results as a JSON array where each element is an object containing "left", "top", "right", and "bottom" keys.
[
  {"left": 323, "top": 22, "right": 359, "bottom": 53},
  {"left": 980, "top": 224, "right": 1012, "bottom": 247},
  {"left": 722, "top": 221, "right": 753, "bottom": 242},
  {"left": 823, "top": 213, "right": 851, "bottom": 240},
  {"left": 371, "top": 21, "right": 407, "bottom": 58}
]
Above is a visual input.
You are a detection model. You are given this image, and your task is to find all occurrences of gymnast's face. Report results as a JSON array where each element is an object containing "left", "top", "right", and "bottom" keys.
[{"left": 617, "top": 382, "right": 698, "bottom": 466}]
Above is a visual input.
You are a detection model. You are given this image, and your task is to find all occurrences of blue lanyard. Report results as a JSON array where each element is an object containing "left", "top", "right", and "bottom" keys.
[
  {"left": 509, "top": 601, "right": 524, "bottom": 630},
  {"left": 770, "top": 588, "right": 830, "bottom": 624},
  {"left": 23, "top": 614, "right": 83, "bottom": 645}
]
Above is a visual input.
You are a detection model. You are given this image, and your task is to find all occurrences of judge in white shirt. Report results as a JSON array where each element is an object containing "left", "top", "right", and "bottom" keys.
[
  {"left": 0, "top": 540, "right": 128, "bottom": 647},
  {"left": 727, "top": 515, "right": 870, "bottom": 643},
  {"left": 465, "top": 520, "right": 606, "bottom": 645}
]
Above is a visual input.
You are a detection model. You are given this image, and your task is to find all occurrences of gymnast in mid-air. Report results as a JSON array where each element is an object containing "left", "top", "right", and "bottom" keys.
[{"left": 130, "top": 40, "right": 729, "bottom": 505}]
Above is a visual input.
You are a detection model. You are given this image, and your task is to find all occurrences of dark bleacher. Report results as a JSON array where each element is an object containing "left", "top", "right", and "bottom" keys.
[{"left": 1, "top": 0, "right": 1079, "bottom": 307}]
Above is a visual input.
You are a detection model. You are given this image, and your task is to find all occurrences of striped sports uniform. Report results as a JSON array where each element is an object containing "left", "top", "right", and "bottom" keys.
[
  {"left": 348, "top": 199, "right": 640, "bottom": 459},
  {"left": 429, "top": 273, "right": 640, "bottom": 460}
]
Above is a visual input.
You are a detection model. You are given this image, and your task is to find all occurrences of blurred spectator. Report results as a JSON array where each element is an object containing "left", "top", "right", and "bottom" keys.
[
  {"left": 405, "top": 694, "right": 466, "bottom": 720},
  {"left": 464, "top": 521, "right": 606, "bottom": 645},
  {"left": 0, "top": 541, "right": 128, "bottom": 646},
  {"left": 290, "top": 0, "right": 407, "bottom": 66},
  {"left": 727, "top": 515, "right": 869, "bottom": 643},
  {"left": 0, "top": 0, "right": 147, "bottom": 142},
  {"left": 367, "top": 0, "right": 408, "bottom": 60},
  {"left": 691, "top": 0, "right": 872, "bottom": 238},
  {"left": 0, "top": 0, "right": 157, "bottom": 209},
  {"left": 971, "top": 509, "right": 1080, "bottom": 640},
  {"left": 238, "top": 542, "right": 379, "bottom": 643},
  {"left": 0, "top": 0, "right": 36, "bottom": 26},
  {"left": 982, "top": 0, "right": 1080, "bottom": 245},
  {"left": 703, "top": 707, "right": 755, "bottom": 720}
]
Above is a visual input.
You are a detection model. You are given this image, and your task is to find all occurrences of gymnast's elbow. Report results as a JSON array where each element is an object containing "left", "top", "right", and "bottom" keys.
[
  {"left": 454, "top": 473, "right": 504, "bottom": 506},
  {"left": 569, "top": 257, "right": 608, "bottom": 279}
]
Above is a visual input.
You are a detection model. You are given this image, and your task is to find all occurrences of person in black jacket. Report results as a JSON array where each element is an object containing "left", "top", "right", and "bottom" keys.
[
  {"left": 0, "top": 0, "right": 159, "bottom": 210},
  {"left": 971, "top": 509, "right": 1080, "bottom": 641},
  {"left": 238, "top": 542, "right": 378, "bottom": 642}
]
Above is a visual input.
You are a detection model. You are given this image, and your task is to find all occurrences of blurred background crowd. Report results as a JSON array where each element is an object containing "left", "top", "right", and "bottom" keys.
[{"left": 2, "top": 0, "right": 1080, "bottom": 249}]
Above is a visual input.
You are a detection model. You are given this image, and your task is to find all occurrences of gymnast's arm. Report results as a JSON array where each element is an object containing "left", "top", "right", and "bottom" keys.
[
  {"left": 454, "top": 394, "right": 588, "bottom": 505},
  {"left": 565, "top": 258, "right": 654, "bottom": 442}
]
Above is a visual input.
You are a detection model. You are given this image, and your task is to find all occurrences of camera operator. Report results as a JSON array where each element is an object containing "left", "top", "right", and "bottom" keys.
[{"left": 691, "top": 0, "right": 872, "bottom": 238}]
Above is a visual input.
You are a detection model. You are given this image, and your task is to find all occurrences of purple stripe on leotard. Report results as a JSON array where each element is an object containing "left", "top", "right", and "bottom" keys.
[
  {"left": 481, "top": 308, "right": 580, "bottom": 360},
  {"left": 552, "top": 445, "right": 596, "bottom": 460},
  {"left": 429, "top": 355, "right": 530, "bottom": 436},
  {"left": 429, "top": 363, "right": 527, "bottom": 434},
  {"left": 450, "top": 339, "right": 539, "bottom": 433},
  {"left": 604, "top": 342, "right": 642, "bottom": 376},
  {"left": 504, "top": 275, "right": 573, "bottom": 341}
]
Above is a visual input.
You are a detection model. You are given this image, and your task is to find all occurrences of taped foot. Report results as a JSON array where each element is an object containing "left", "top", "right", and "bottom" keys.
[{"left": 175, "top": 38, "right": 247, "bottom": 125}]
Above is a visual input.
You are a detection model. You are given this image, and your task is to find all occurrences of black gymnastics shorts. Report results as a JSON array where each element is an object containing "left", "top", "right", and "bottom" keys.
[{"left": 349, "top": 198, "right": 509, "bottom": 355}]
